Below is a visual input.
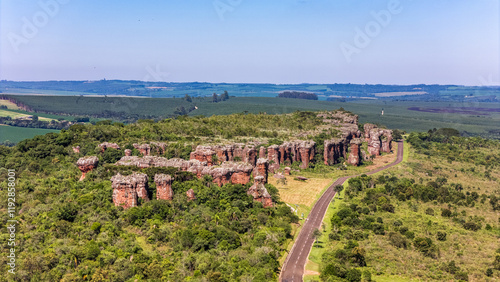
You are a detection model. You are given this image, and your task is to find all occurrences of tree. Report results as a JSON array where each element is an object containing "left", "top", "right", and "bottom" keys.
[
  {"left": 184, "top": 94, "right": 192, "bottom": 102},
  {"left": 220, "top": 91, "right": 229, "bottom": 101},
  {"left": 312, "top": 228, "right": 322, "bottom": 243},
  {"left": 334, "top": 184, "right": 344, "bottom": 194},
  {"left": 212, "top": 93, "right": 219, "bottom": 103}
]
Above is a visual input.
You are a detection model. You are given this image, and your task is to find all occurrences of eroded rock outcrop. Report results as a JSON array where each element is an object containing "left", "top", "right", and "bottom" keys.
[
  {"left": 381, "top": 130, "right": 393, "bottom": 153},
  {"left": 133, "top": 143, "right": 151, "bottom": 156},
  {"left": 76, "top": 156, "right": 99, "bottom": 181},
  {"left": 253, "top": 158, "right": 269, "bottom": 184},
  {"left": 154, "top": 174, "right": 173, "bottom": 200},
  {"left": 72, "top": 146, "right": 80, "bottom": 153},
  {"left": 98, "top": 142, "right": 120, "bottom": 152},
  {"left": 124, "top": 149, "right": 132, "bottom": 156},
  {"left": 190, "top": 146, "right": 216, "bottom": 166},
  {"left": 186, "top": 189, "right": 196, "bottom": 201},
  {"left": 347, "top": 138, "right": 362, "bottom": 166},
  {"left": 247, "top": 176, "right": 273, "bottom": 208},
  {"left": 223, "top": 162, "right": 254, "bottom": 185},
  {"left": 297, "top": 141, "right": 315, "bottom": 169},
  {"left": 366, "top": 127, "right": 393, "bottom": 156},
  {"left": 324, "top": 138, "right": 346, "bottom": 165},
  {"left": 111, "top": 172, "right": 149, "bottom": 209}
]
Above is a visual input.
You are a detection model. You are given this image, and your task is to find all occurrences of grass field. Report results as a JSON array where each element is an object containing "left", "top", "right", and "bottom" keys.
[
  {"left": 0, "top": 125, "right": 60, "bottom": 143},
  {"left": 0, "top": 109, "right": 54, "bottom": 121}
]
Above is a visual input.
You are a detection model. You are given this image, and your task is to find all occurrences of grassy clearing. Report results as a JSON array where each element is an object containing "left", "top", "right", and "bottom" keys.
[
  {"left": 0, "top": 99, "right": 19, "bottom": 109},
  {"left": 0, "top": 125, "right": 60, "bottom": 143},
  {"left": 0, "top": 109, "right": 54, "bottom": 121}
]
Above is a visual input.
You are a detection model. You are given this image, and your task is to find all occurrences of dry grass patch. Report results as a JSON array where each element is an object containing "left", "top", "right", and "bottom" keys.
[{"left": 269, "top": 175, "right": 333, "bottom": 206}]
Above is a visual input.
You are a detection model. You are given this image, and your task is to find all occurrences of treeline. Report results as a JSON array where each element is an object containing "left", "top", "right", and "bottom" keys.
[{"left": 278, "top": 91, "right": 318, "bottom": 100}]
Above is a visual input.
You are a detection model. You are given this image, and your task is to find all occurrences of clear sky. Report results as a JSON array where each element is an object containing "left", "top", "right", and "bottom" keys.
[{"left": 0, "top": 0, "right": 498, "bottom": 85}]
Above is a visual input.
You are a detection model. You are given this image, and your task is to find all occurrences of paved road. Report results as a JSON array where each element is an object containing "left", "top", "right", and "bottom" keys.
[{"left": 280, "top": 141, "right": 404, "bottom": 282}]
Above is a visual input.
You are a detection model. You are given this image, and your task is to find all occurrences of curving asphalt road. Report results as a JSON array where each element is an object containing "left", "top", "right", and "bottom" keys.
[{"left": 280, "top": 141, "right": 404, "bottom": 282}]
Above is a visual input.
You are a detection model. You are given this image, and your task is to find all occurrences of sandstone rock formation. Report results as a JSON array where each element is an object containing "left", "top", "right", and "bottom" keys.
[
  {"left": 190, "top": 146, "right": 216, "bottom": 166},
  {"left": 72, "top": 146, "right": 80, "bottom": 153},
  {"left": 98, "top": 142, "right": 120, "bottom": 152},
  {"left": 284, "top": 167, "right": 291, "bottom": 175},
  {"left": 247, "top": 176, "right": 273, "bottom": 208},
  {"left": 253, "top": 158, "right": 269, "bottom": 184},
  {"left": 259, "top": 146, "right": 267, "bottom": 159},
  {"left": 154, "top": 174, "right": 173, "bottom": 200},
  {"left": 133, "top": 143, "right": 151, "bottom": 156},
  {"left": 124, "top": 149, "right": 132, "bottom": 156},
  {"left": 365, "top": 127, "right": 393, "bottom": 156},
  {"left": 76, "top": 156, "right": 99, "bottom": 181},
  {"left": 186, "top": 189, "right": 196, "bottom": 201},
  {"left": 223, "top": 162, "right": 254, "bottom": 185},
  {"left": 381, "top": 130, "right": 393, "bottom": 153},
  {"left": 324, "top": 138, "right": 346, "bottom": 165},
  {"left": 111, "top": 172, "right": 149, "bottom": 209},
  {"left": 347, "top": 138, "right": 362, "bottom": 166},
  {"left": 297, "top": 141, "right": 315, "bottom": 169}
]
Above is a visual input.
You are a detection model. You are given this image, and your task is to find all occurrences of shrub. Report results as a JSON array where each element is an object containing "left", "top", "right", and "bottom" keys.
[
  {"left": 454, "top": 271, "right": 469, "bottom": 281},
  {"left": 372, "top": 223, "right": 385, "bottom": 235},
  {"left": 399, "top": 226, "right": 408, "bottom": 234},
  {"left": 463, "top": 222, "right": 480, "bottom": 231},
  {"left": 425, "top": 207, "right": 435, "bottom": 216},
  {"left": 486, "top": 268, "right": 493, "bottom": 277},
  {"left": 381, "top": 203, "right": 395, "bottom": 213},
  {"left": 441, "top": 208, "right": 452, "bottom": 217},
  {"left": 414, "top": 237, "right": 438, "bottom": 258},
  {"left": 345, "top": 268, "right": 362, "bottom": 282},
  {"left": 436, "top": 231, "right": 447, "bottom": 241},
  {"left": 388, "top": 232, "right": 408, "bottom": 249}
]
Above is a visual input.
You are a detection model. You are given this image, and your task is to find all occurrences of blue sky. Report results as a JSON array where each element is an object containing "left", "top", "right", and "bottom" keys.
[{"left": 0, "top": 0, "right": 498, "bottom": 85}]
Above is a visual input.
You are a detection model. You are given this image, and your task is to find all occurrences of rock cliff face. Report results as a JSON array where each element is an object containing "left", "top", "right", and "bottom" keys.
[
  {"left": 297, "top": 141, "right": 316, "bottom": 169},
  {"left": 365, "top": 126, "right": 393, "bottom": 156},
  {"left": 111, "top": 173, "right": 149, "bottom": 209},
  {"left": 133, "top": 143, "right": 151, "bottom": 156},
  {"left": 380, "top": 130, "right": 393, "bottom": 153},
  {"left": 190, "top": 146, "right": 216, "bottom": 166},
  {"left": 259, "top": 146, "right": 267, "bottom": 159},
  {"left": 253, "top": 158, "right": 269, "bottom": 184},
  {"left": 154, "top": 174, "right": 173, "bottom": 200},
  {"left": 247, "top": 176, "right": 273, "bottom": 208},
  {"left": 76, "top": 156, "right": 99, "bottom": 181},
  {"left": 324, "top": 138, "right": 346, "bottom": 165},
  {"left": 347, "top": 138, "right": 362, "bottom": 166},
  {"left": 223, "top": 162, "right": 254, "bottom": 185},
  {"left": 98, "top": 142, "right": 120, "bottom": 152}
]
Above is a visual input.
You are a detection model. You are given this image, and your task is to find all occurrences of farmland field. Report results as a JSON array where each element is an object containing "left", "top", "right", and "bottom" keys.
[
  {"left": 0, "top": 125, "right": 60, "bottom": 143},
  {"left": 3, "top": 95, "right": 500, "bottom": 140}
]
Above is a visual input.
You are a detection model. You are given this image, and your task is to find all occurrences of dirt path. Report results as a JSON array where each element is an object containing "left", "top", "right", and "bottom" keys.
[{"left": 280, "top": 141, "right": 404, "bottom": 282}]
